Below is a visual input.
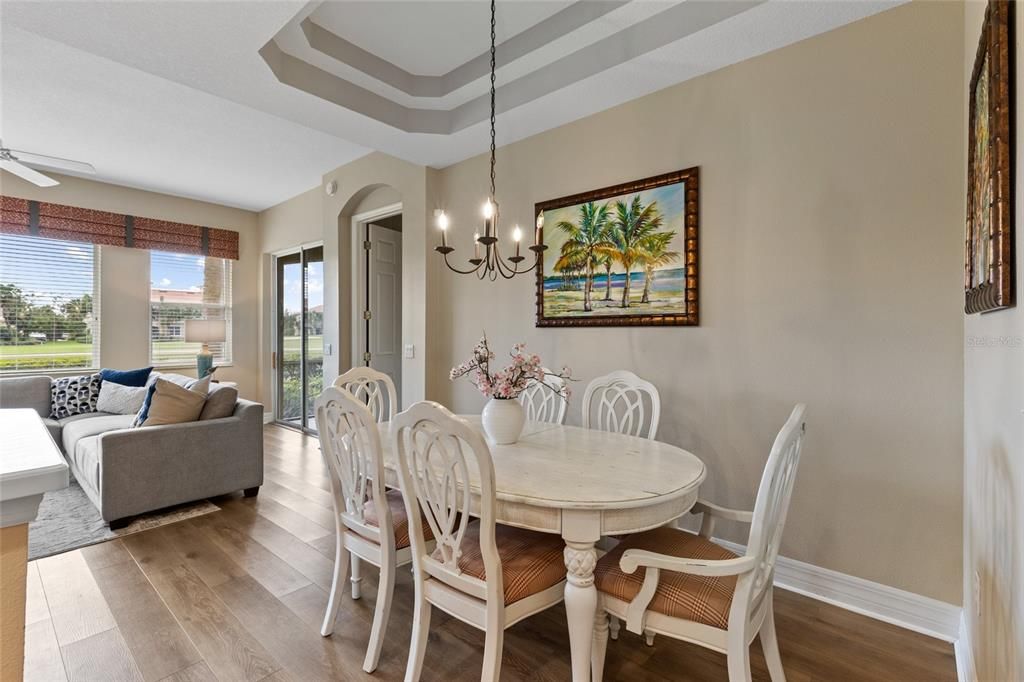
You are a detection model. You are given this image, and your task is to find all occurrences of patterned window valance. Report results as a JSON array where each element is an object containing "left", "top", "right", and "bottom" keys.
[{"left": 0, "top": 196, "right": 239, "bottom": 259}]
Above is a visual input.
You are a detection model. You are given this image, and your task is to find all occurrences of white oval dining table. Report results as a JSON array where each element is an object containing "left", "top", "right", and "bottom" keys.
[{"left": 379, "top": 416, "right": 706, "bottom": 682}]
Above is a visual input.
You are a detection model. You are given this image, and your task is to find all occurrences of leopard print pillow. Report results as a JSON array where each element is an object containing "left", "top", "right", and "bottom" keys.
[{"left": 50, "top": 373, "right": 102, "bottom": 419}]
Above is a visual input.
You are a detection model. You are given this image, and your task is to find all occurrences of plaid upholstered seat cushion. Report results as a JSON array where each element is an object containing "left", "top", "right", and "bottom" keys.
[
  {"left": 594, "top": 527, "right": 739, "bottom": 630},
  {"left": 363, "top": 489, "right": 434, "bottom": 549},
  {"left": 433, "top": 522, "right": 566, "bottom": 605}
]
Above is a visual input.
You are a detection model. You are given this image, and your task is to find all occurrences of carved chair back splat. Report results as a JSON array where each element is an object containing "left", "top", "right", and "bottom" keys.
[
  {"left": 582, "top": 370, "right": 661, "bottom": 440},
  {"left": 518, "top": 369, "right": 568, "bottom": 424},
  {"left": 334, "top": 366, "right": 399, "bottom": 423}
]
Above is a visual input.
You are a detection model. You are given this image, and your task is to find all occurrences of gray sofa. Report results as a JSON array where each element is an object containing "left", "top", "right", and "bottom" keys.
[{"left": 0, "top": 375, "right": 264, "bottom": 527}]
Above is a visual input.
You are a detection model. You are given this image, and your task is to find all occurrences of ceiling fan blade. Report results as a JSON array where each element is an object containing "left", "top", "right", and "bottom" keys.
[
  {"left": 8, "top": 149, "right": 95, "bottom": 175},
  {"left": 0, "top": 158, "right": 60, "bottom": 187}
]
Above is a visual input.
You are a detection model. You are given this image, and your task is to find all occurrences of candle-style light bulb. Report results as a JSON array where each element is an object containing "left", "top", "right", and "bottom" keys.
[
  {"left": 535, "top": 212, "right": 544, "bottom": 245},
  {"left": 474, "top": 231, "right": 481, "bottom": 259},
  {"left": 481, "top": 199, "right": 495, "bottom": 239},
  {"left": 437, "top": 211, "right": 449, "bottom": 247},
  {"left": 512, "top": 225, "right": 522, "bottom": 258}
]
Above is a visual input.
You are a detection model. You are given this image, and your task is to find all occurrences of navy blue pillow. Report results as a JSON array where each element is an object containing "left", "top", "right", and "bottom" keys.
[
  {"left": 133, "top": 382, "right": 159, "bottom": 426},
  {"left": 100, "top": 367, "right": 153, "bottom": 387}
]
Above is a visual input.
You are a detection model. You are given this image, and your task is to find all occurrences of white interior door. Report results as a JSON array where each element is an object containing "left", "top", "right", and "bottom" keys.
[{"left": 368, "top": 222, "right": 402, "bottom": 404}]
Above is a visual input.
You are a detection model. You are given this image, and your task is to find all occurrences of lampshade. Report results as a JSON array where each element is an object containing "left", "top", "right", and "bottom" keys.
[{"left": 184, "top": 319, "right": 227, "bottom": 344}]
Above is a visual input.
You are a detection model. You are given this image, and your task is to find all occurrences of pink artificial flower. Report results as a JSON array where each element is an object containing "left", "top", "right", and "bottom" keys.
[{"left": 450, "top": 335, "right": 575, "bottom": 400}]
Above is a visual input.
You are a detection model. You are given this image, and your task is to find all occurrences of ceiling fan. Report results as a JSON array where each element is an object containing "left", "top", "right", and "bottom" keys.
[{"left": 0, "top": 140, "right": 96, "bottom": 187}]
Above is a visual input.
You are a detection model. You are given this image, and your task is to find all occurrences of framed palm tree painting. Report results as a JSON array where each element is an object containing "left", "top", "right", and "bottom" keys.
[
  {"left": 535, "top": 167, "right": 698, "bottom": 327},
  {"left": 965, "top": 0, "right": 1014, "bottom": 314}
]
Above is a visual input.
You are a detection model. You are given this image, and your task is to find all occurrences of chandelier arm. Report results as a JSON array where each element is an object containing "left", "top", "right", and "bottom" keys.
[
  {"left": 513, "top": 259, "right": 540, "bottom": 275},
  {"left": 489, "top": 236, "right": 537, "bottom": 279},
  {"left": 490, "top": 240, "right": 510, "bottom": 277},
  {"left": 492, "top": 240, "right": 522, "bottom": 280},
  {"left": 432, "top": 0, "right": 545, "bottom": 281},
  {"left": 478, "top": 243, "right": 494, "bottom": 280},
  {"left": 440, "top": 250, "right": 486, "bottom": 275}
]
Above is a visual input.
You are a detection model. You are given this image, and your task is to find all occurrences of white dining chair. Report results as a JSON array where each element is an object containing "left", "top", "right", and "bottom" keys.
[
  {"left": 591, "top": 404, "right": 807, "bottom": 682},
  {"left": 315, "top": 386, "right": 432, "bottom": 673},
  {"left": 582, "top": 370, "right": 661, "bottom": 440},
  {"left": 334, "top": 366, "right": 398, "bottom": 422},
  {"left": 518, "top": 369, "right": 568, "bottom": 424},
  {"left": 393, "top": 401, "right": 568, "bottom": 681}
]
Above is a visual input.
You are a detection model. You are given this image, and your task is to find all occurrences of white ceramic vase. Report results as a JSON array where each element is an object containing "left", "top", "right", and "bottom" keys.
[{"left": 481, "top": 397, "right": 525, "bottom": 445}]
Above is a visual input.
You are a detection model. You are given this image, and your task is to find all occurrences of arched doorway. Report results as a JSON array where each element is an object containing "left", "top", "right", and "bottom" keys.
[
  {"left": 329, "top": 183, "right": 405, "bottom": 405},
  {"left": 318, "top": 154, "right": 430, "bottom": 410}
]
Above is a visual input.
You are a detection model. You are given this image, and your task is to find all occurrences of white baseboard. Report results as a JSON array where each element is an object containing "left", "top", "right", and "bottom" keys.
[
  {"left": 714, "top": 538, "right": 962, "bottom": 643},
  {"left": 263, "top": 411, "right": 274, "bottom": 424},
  {"left": 954, "top": 611, "right": 976, "bottom": 682}
]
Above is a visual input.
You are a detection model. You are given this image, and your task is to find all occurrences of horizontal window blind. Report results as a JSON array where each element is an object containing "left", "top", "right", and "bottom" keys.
[
  {"left": 150, "top": 251, "right": 232, "bottom": 366},
  {"left": 0, "top": 234, "right": 100, "bottom": 373}
]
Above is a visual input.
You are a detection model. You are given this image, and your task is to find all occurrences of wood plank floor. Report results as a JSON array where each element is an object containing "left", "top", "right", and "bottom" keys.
[{"left": 25, "top": 425, "right": 957, "bottom": 681}]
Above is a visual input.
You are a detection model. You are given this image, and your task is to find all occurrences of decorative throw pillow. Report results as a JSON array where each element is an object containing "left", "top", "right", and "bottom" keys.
[
  {"left": 50, "top": 374, "right": 102, "bottom": 419},
  {"left": 199, "top": 384, "right": 238, "bottom": 420},
  {"left": 138, "top": 378, "right": 209, "bottom": 427},
  {"left": 189, "top": 374, "right": 212, "bottom": 395},
  {"left": 153, "top": 372, "right": 194, "bottom": 388},
  {"left": 99, "top": 366, "right": 153, "bottom": 387},
  {"left": 96, "top": 381, "right": 148, "bottom": 415},
  {"left": 132, "top": 374, "right": 211, "bottom": 426}
]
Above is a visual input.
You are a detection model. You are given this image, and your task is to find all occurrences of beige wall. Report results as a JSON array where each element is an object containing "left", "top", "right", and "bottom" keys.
[
  {"left": 432, "top": 1, "right": 964, "bottom": 603},
  {"left": 259, "top": 186, "right": 321, "bottom": 254},
  {"left": 1, "top": 171, "right": 262, "bottom": 400},
  {"left": 256, "top": 186, "right": 322, "bottom": 406},
  {"left": 256, "top": 154, "right": 438, "bottom": 413},
  {"left": 256, "top": 2, "right": 965, "bottom": 602},
  {"left": 319, "top": 154, "right": 437, "bottom": 409},
  {"left": 962, "top": 1, "right": 1024, "bottom": 678}
]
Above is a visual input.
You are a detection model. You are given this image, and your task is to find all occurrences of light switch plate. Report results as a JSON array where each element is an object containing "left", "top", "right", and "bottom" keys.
[{"left": 404, "top": 344, "right": 415, "bottom": 359}]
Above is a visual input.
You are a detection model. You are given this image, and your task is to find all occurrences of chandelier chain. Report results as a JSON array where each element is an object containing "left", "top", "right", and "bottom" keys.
[
  {"left": 489, "top": 0, "right": 496, "bottom": 200},
  {"left": 433, "top": 0, "right": 547, "bottom": 279}
]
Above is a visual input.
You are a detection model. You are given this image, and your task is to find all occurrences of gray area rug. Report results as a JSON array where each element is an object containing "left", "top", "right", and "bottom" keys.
[{"left": 28, "top": 478, "right": 220, "bottom": 561}]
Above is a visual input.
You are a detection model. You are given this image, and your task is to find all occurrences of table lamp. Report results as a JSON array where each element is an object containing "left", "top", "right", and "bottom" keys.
[{"left": 184, "top": 319, "right": 226, "bottom": 378}]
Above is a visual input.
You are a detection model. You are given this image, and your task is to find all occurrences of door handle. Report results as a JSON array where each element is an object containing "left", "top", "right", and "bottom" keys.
[{"left": 272, "top": 351, "right": 277, "bottom": 370}]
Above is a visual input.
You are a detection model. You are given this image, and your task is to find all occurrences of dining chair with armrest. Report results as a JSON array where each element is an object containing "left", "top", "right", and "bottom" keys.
[{"left": 592, "top": 404, "right": 807, "bottom": 682}]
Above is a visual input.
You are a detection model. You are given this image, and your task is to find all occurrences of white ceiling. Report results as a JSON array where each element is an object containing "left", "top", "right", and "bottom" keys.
[
  {"left": 0, "top": 0, "right": 903, "bottom": 212},
  {"left": 312, "top": 1, "right": 574, "bottom": 76},
  {"left": 0, "top": 25, "right": 368, "bottom": 211}
]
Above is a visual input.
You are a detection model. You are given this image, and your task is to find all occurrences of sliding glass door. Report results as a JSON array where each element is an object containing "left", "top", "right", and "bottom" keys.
[{"left": 275, "top": 245, "right": 323, "bottom": 432}]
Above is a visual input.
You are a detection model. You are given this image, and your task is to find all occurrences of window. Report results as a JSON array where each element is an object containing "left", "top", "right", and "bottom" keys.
[
  {"left": 150, "top": 251, "right": 232, "bottom": 366},
  {"left": 0, "top": 234, "right": 100, "bottom": 373}
]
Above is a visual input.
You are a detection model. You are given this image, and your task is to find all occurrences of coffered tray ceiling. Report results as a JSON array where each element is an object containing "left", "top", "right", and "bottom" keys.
[{"left": 1, "top": 0, "right": 901, "bottom": 211}]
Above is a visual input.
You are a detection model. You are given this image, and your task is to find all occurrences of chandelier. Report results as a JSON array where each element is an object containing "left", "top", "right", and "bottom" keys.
[{"left": 434, "top": 0, "right": 547, "bottom": 280}]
